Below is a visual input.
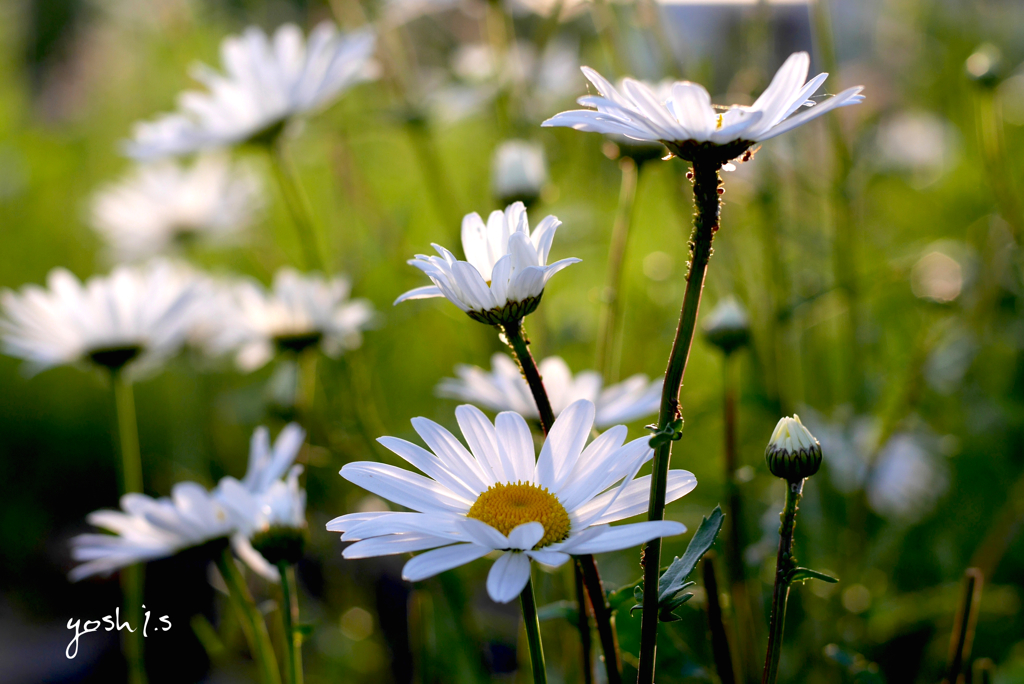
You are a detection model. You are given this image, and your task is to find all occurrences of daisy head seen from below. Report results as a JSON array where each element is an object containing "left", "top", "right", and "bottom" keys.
[
  {"left": 0, "top": 260, "right": 204, "bottom": 377},
  {"left": 90, "top": 155, "right": 263, "bottom": 262},
  {"left": 206, "top": 268, "right": 375, "bottom": 371},
  {"left": 395, "top": 202, "right": 580, "bottom": 326},
  {"left": 327, "top": 399, "right": 696, "bottom": 603},
  {"left": 543, "top": 52, "right": 864, "bottom": 165},
  {"left": 125, "top": 23, "right": 379, "bottom": 160}
]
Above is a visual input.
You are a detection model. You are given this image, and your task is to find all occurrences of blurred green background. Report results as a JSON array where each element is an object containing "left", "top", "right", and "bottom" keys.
[{"left": 2, "top": 0, "right": 1024, "bottom": 682}]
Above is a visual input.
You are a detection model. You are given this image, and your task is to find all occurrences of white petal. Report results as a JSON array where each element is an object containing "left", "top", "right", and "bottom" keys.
[
  {"left": 394, "top": 285, "right": 443, "bottom": 305},
  {"left": 486, "top": 551, "right": 532, "bottom": 603},
  {"left": 525, "top": 550, "right": 571, "bottom": 567},
  {"left": 402, "top": 543, "right": 491, "bottom": 582},
  {"left": 344, "top": 533, "right": 454, "bottom": 558},
  {"left": 340, "top": 462, "right": 472, "bottom": 514},
  {"left": 575, "top": 470, "right": 697, "bottom": 525},
  {"left": 377, "top": 436, "right": 481, "bottom": 501},
  {"left": 495, "top": 411, "right": 537, "bottom": 484},
  {"left": 455, "top": 404, "right": 507, "bottom": 483},
  {"left": 535, "top": 399, "right": 596, "bottom": 492},
  {"left": 558, "top": 520, "right": 687, "bottom": 554},
  {"left": 507, "top": 521, "right": 545, "bottom": 551}
]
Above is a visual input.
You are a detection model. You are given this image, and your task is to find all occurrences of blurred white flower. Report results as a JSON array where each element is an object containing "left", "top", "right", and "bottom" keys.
[
  {"left": 492, "top": 140, "right": 548, "bottom": 206},
  {"left": 875, "top": 110, "right": 959, "bottom": 184},
  {"left": 69, "top": 482, "right": 235, "bottom": 581},
  {"left": 70, "top": 424, "right": 308, "bottom": 582},
  {"left": 702, "top": 295, "right": 751, "bottom": 353},
  {"left": 216, "top": 424, "right": 307, "bottom": 577},
  {"left": 0, "top": 261, "right": 205, "bottom": 376},
  {"left": 867, "top": 433, "right": 948, "bottom": 522},
  {"left": 327, "top": 400, "right": 694, "bottom": 603},
  {"left": 90, "top": 155, "right": 263, "bottom": 262},
  {"left": 438, "top": 353, "right": 661, "bottom": 427},
  {"left": 395, "top": 202, "right": 579, "bottom": 324},
  {"left": 911, "top": 250, "right": 963, "bottom": 303},
  {"left": 208, "top": 269, "right": 375, "bottom": 371},
  {"left": 125, "top": 23, "right": 379, "bottom": 160},
  {"left": 543, "top": 52, "right": 864, "bottom": 152}
]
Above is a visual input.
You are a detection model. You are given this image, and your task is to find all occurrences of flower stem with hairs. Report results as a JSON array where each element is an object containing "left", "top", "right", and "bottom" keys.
[
  {"left": 761, "top": 479, "right": 804, "bottom": 684},
  {"left": 520, "top": 575, "right": 548, "bottom": 684},
  {"left": 112, "top": 371, "right": 146, "bottom": 684},
  {"left": 216, "top": 550, "right": 282, "bottom": 684},
  {"left": 500, "top": 319, "right": 623, "bottom": 684},
  {"left": 277, "top": 562, "right": 303, "bottom": 684},
  {"left": 637, "top": 158, "right": 723, "bottom": 684},
  {"left": 269, "top": 143, "right": 327, "bottom": 273}
]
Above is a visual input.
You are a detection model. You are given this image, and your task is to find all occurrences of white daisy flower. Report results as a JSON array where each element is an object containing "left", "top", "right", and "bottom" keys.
[
  {"left": 124, "top": 23, "right": 379, "bottom": 160},
  {"left": 542, "top": 52, "right": 864, "bottom": 159},
  {"left": 395, "top": 202, "right": 580, "bottom": 325},
  {"left": 437, "top": 353, "right": 661, "bottom": 428},
  {"left": 69, "top": 482, "right": 236, "bottom": 581},
  {"left": 0, "top": 260, "right": 205, "bottom": 376},
  {"left": 216, "top": 424, "right": 308, "bottom": 575},
  {"left": 90, "top": 155, "right": 263, "bottom": 262},
  {"left": 327, "top": 399, "right": 696, "bottom": 603},
  {"left": 207, "top": 268, "right": 375, "bottom": 371}
]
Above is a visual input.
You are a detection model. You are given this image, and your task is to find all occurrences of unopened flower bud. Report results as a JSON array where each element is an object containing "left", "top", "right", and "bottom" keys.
[
  {"left": 702, "top": 296, "right": 751, "bottom": 354},
  {"left": 252, "top": 524, "right": 308, "bottom": 566},
  {"left": 492, "top": 140, "right": 548, "bottom": 208},
  {"left": 765, "top": 415, "right": 822, "bottom": 481}
]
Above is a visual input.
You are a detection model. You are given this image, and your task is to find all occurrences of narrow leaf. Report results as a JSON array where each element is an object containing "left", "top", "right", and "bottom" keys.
[
  {"left": 658, "top": 506, "right": 724, "bottom": 606},
  {"left": 789, "top": 567, "right": 839, "bottom": 584}
]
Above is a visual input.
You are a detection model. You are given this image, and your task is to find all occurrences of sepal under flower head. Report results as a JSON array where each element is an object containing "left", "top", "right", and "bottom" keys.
[
  {"left": 765, "top": 415, "right": 822, "bottom": 481},
  {"left": 702, "top": 296, "right": 751, "bottom": 354}
]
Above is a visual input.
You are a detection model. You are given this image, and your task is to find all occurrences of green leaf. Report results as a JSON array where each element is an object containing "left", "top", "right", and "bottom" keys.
[
  {"left": 538, "top": 600, "right": 579, "bottom": 623},
  {"left": 657, "top": 506, "right": 724, "bottom": 607},
  {"left": 789, "top": 567, "right": 839, "bottom": 584},
  {"left": 631, "top": 506, "right": 724, "bottom": 620},
  {"left": 606, "top": 583, "right": 639, "bottom": 613}
]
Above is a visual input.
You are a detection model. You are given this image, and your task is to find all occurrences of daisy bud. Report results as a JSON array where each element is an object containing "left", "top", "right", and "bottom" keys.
[
  {"left": 966, "top": 44, "right": 1002, "bottom": 88},
  {"left": 252, "top": 525, "right": 309, "bottom": 566},
  {"left": 492, "top": 140, "right": 548, "bottom": 208},
  {"left": 702, "top": 296, "right": 750, "bottom": 354},
  {"left": 765, "top": 415, "right": 822, "bottom": 481}
]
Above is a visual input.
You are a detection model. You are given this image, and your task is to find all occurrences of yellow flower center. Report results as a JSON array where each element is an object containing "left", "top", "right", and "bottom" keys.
[
  {"left": 716, "top": 113, "right": 724, "bottom": 130},
  {"left": 466, "top": 482, "right": 571, "bottom": 549}
]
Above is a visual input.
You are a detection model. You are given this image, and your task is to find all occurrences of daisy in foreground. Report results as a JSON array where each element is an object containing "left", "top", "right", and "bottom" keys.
[
  {"left": 124, "top": 23, "right": 379, "bottom": 160},
  {"left": 542, "top": 51, "right": 863, "bottom": 161},
  {"left": 438, "top": 352, "right": 661, "bottom": 428},
  {"left": 395, "top": 201, "right": 579, "bottom": 326},
  {"left": 327, "top": 399, "right": 697, "bottom": 603}
]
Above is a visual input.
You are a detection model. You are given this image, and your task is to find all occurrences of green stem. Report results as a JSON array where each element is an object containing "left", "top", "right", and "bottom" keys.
[
  {"left": 637, "top": 159, "right": 722, "bottom": 684},
  {"left": 112, "top": 372, "right": 146, "bottom": 684},
  {"left": 596, "top": 157, "right": 639, "bottom": 381},
  {"left": 520, "top": 575, "right": 548, "bottom": 684},
  {"left": 501, "top": 320, "right": 622, "bottom": 684},
  {"left": 278, "top": 563, "right": 303, "bottom": 684},
  {"left": 269, "top": 143, "right": 327, "bottom": 273},
  {"left": 943, "top": 568, "right": 984, "bottom": 684},
  {"left": 578, "top": 556, "right": 623, "bottom": 684},
  {"left": 573, "top": 561, "right": 595, "bottom": 684},
  {"left": 501, "top": 321, "right": 556, "bottom": 433},
  {"left": 702, "top": 552, "right": 737, "bottom": 684},
  {"left": 217, "top": 550, "right": 282, "bottom": 684},
  {"left": 761, "top": 479, "right": 804, "bottom": 684}
]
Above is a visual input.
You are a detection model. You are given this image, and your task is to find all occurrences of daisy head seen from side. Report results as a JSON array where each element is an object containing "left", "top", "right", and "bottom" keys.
[
  {"left": 124, "top": 23, "right": 379, "bottom": 160},
  {"left": 327, "top": 399, "right": 696, "bottom": 603},
  {"left": 394, "top": 202, "right": 580, "bottom": 326},
  {"left": 0, "top": 260, "right": 205, "bottom": 377},
  {"left": 206, "top": 268, "right": 375, "bottom": 371},
  {"left": 543, "top": 52, "right": 864, "bottom": 166}
]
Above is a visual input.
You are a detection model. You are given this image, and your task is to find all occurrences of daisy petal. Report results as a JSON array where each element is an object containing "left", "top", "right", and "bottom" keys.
[
  {"left": 402, "top": 543, "right": 491, "bottom": 582},
  {"left": 486, "top": 551, "right": 532, "bottom": 603}
]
